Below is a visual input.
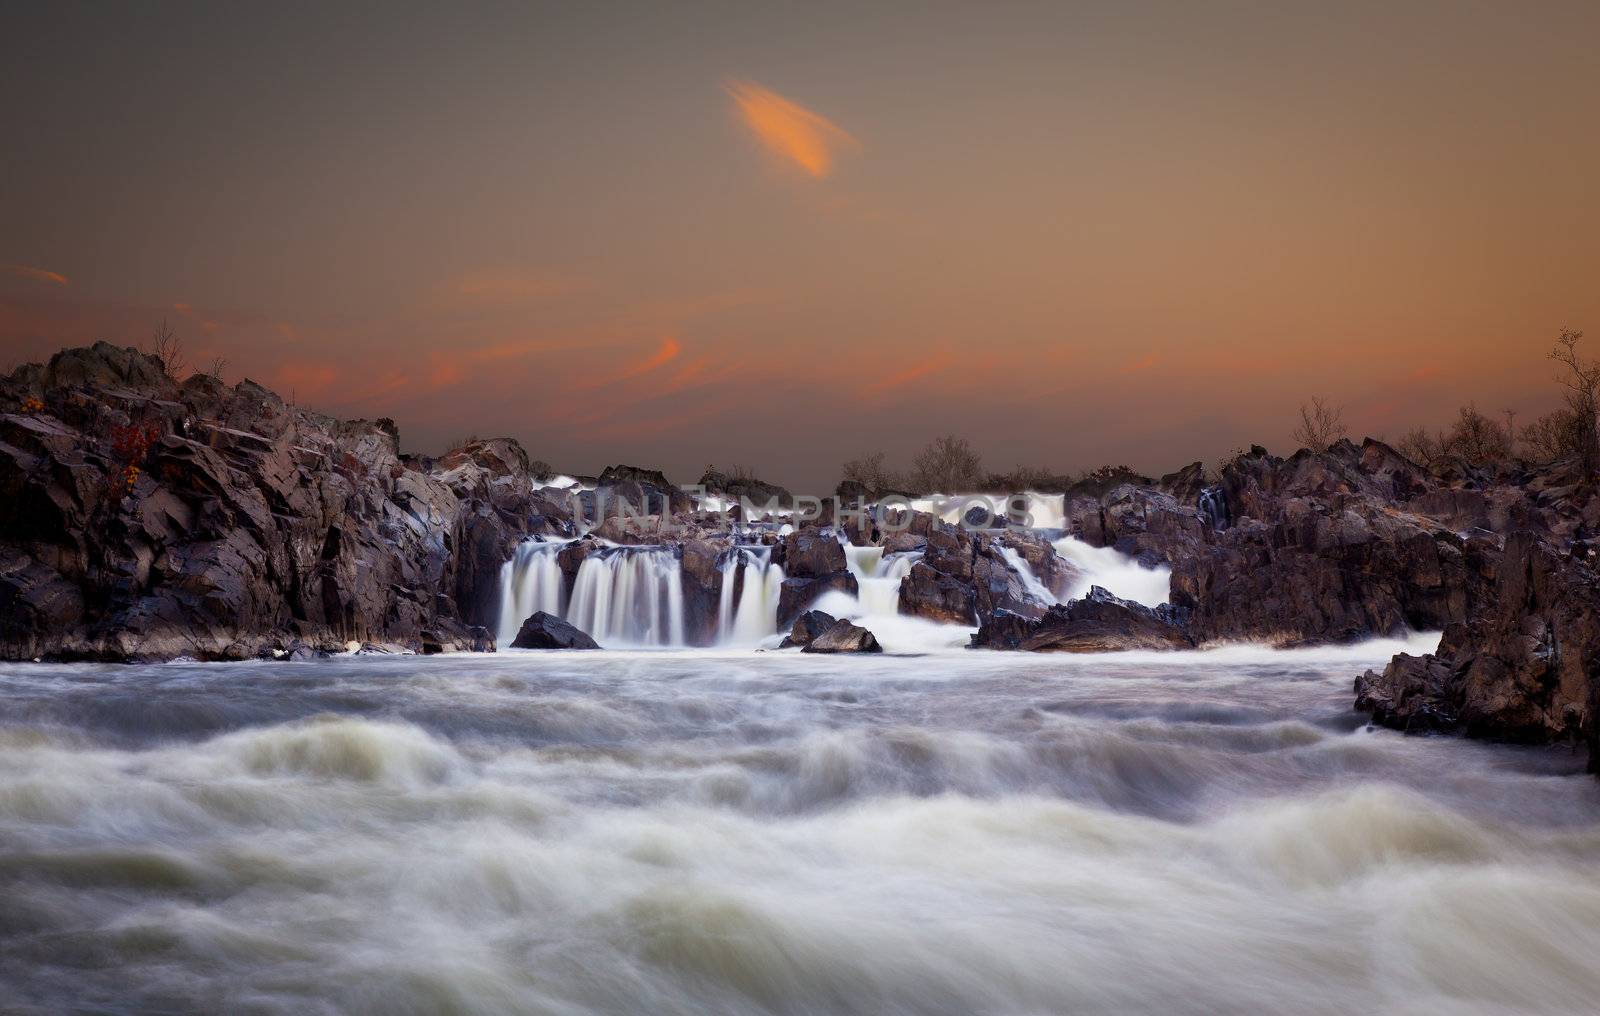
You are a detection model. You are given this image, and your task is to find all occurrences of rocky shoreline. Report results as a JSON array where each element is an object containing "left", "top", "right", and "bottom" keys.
[{"left": 4, "top": 343, "right": 1599, "bottom": 769}]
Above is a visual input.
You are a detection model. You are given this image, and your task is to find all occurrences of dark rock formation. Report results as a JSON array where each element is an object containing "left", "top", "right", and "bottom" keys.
[
  {"left": 1356, "top": 532, "right": 1600, "bottom": 745},
  {"left": 898, "top": 560, "right": 975, "bottom": 624},
  {"left": 510, "top": 611, "right": 600, "bottom": 650},
  {"left": 698, "top": 467, "right": 792, "bottom": 511},
  {"left": 779, "top": 609, "right": 837, "bottom": 648},
  {"left": 0, "top": 343, "right": 565, "bottom": 660},
  {"left": 971, "top": 587, "right": 1192, "bottom": 653},
  {"left": 802, "top": 617, "right": 882, "bottom": 654}
]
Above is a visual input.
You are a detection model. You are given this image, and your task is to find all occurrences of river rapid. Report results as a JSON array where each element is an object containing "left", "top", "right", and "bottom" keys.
[{"left": 4, "top": 638, "right": 1600, "bottom": 1015}]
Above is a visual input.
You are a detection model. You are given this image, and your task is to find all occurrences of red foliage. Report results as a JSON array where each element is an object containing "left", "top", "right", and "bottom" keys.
[{"left": 106, "top": 423, "right": 159, "bottom": 496}]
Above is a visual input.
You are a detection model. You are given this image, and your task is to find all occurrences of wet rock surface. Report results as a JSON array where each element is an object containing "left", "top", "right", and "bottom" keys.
[
  {"left": 510, "top": 611, "right": 600, "bottom": 650},
  {"left": 801, "top": 617, "right": 883, "bottom": 654}
]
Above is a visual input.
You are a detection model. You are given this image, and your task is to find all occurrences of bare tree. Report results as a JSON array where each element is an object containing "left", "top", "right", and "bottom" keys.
[
  {"left": 910, "top": 435, "right": 985, "bottom": 493},
  {"left": 1291, "top": 397, "right": 1346, "bottom": 450},
  {"left": 1397, "top": 427, "right": 1444, "bottom": 467},
  {"left": 840, "top": 451, "right": 901, "bottom": 497},
  {"left": 144, "top": 317, "right": 187, "bottom": 379},
  {"left": 1549, "top": 329, "right": 1600, "bottom": 475},
  {"left": 1521, "top": 409, "right": 1582, "bottom": 461},
  {"left": 207, "top": 355, "right": 228, "bottom": 380},
  {"left": 1444, "top": 404, "right": 1513, "bottom": 464}
]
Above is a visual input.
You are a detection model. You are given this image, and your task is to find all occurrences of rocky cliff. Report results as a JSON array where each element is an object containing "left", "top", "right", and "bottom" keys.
[{"left": 1, "top": 343, "right": 556, "bottom": 659}]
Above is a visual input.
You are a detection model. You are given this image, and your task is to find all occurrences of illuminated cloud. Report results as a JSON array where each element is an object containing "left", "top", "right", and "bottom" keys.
[
  {"left": 624, "top": 336, "right": 682, "bottom": 377},
  {"left": 1120, "top": 353, "right": 1161, "bottom": 374},
  {"left": 859, "top": 352, "right": 954, "bottom": 400},
  {"left": 6, "top": 264, "right": 68, "bottom": 286},
  {"left": 726, "top": 80, "right": 856, "bottom": 179}
]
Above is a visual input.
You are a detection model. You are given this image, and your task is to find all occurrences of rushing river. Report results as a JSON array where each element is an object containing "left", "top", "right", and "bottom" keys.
[{"left": 4, "top": 637, "right": 1600, "bottom": 1015}]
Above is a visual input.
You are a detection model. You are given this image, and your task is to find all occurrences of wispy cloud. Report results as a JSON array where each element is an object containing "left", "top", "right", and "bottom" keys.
[
  {"left": 859, "top": 351, "right": 955, "bottom": 400},
  {"left": 6, "top": 264, "right": 68, "bottom": 286},
  {"left": 1120, "top": 353, "right": 1161, "bottom": 374},
  {"left": 726, "top": 79, "right": 856, "bottom": 179}
]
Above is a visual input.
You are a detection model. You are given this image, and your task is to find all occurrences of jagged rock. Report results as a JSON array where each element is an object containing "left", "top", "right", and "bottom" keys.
[
  {"left": 779, "top": 609, "right": 837, "bottom": 648},
  {"left": 510, "top": 611, "right": 600, "bottom": 650},
  {"left": 898, "top": 560, "right": 975, "bottom": 624},
  {"left": 1357, "top": 532, "right": 1600, "bottom": 746},
  {"left": 698, "top": 467, "right": 791, "bottom": 511},
  {"left": 802, "top": 618, "right": 882, "bottom": 654},
  {"left": 972, "top": 587, "right": 1192, "bottom": 652},
  {"left": 775, "top": 527, "right": 847, "bottom": 578},
  {"left": 0, "top": 343, "right": 564, "bottom": 661}
]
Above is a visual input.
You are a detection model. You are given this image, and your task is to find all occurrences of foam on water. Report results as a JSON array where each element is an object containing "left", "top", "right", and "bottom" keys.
[
  {"left": 1052, "top": 535, "right": 1172, "bottom": 606},
  {"left": 2, "top": 644, "right": 1598, "bottom": 1014}
]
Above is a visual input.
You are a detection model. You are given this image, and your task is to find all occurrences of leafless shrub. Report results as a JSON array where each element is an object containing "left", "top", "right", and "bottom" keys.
[
  {"left": 144, "top": 317, "right": 186, "bottom": 379},
  {"left": 1291, "top": 396, "right": 1346, "bottom": 450},
  {"left": 910, "top": 435, "right": 985, "bottom": 493},
  {"left": 1549, "top": 329, "right": 1599, "bottom": 474},
  {"left": 840, "top": 451, "right": 903, "bottom": 497}
]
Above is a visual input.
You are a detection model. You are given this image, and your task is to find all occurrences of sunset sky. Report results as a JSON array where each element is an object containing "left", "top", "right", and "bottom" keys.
[{"left": 4, "top": 1, "right": 1598, "bottom": 488}]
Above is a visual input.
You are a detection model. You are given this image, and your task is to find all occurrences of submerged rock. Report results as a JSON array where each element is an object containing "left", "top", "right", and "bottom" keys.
[
  {"left": 510, "top": 611, "right": 600, "bottom": 650},
  {"left": 801, "top": 618, "right": 882, "bottom": 654}
]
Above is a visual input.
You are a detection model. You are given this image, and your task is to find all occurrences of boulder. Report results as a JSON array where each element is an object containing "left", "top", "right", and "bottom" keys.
[
  {"left": 802, "top": 618, "right": 882, "bottom": 654},
  {"left": 510, "top": 611, "right": 600, "bottom": 650},
  {"left": 779, "top": 609, "right": 837, "bottom": 648}
]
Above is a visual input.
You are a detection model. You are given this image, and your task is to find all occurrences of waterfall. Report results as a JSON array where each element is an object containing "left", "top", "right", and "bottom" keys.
[
  {"left": 844, "top": 544, "right": 921, "bottom": 615},
  {"left": 997, "top": 546, "right": 1059, "bottom": 605},
  {"left": 496, "top": 541, "right": 685, "bottom": 647},
  {"left": 717, "top": 547, "right": 785, "bottom": 646},
  {"left": 1050, "top": 536, "right": 1171, "bottom": 606},
  {"left": 496, "top": 541, "right": 569, "bottom": 645},
  {"left": 568, "top": 548, "right": 687, "bottom": 646}
]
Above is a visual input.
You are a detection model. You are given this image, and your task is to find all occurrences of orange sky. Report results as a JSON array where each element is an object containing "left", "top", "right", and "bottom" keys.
[{"left": 3, "top": 2, "right": 1598, "bottom": 488}]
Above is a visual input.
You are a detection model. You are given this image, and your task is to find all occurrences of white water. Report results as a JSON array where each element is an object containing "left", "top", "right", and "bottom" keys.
[
  {"left": 844, "top": 544, "right": 922, "bottom": 616},
  {"left": 5, "top": 641, "right": 1599, "bottom": 1015},
  {"left": 998, "top": 545, "right": 1059, "bottom": 605},
  {"left": 717, "top": 547, "right": 786, "bottom": 647},
  {"left": 568, "top": 548, "right": 687, "bottom": 647},
  {"left": 498, "top": 541, "right": 786, "bottom": 648},
  {"left": 495, "top": 540, "right": 568, "bottom": 645},
  {"left": 497, "top": 542, "right": 687, "bottom": 647},
  {"left": 1052, "top": 535, "right": 1172, "bottom": 606},
  {"left": 907, "top": 491, "right": 1065, "bottom": 529}
]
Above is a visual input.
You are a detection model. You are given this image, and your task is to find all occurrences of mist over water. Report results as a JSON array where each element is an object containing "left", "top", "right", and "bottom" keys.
[{"left": 4, "top": 641, "right": 1600, "bottom": 1015}]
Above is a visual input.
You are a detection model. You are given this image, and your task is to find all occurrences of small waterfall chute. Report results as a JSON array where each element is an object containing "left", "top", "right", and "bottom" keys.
[
  {"left": 717, "top": 546, "right": 785, "bottom": 647},
  {"left": 1050, "top": 535, "right": 1171, "bottom": 606},
  {"left": 497, "top": 541, "right": 686, "bottom": 647}
]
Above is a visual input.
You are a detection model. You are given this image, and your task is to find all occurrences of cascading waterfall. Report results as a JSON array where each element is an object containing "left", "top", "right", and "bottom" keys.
[
  {"left": 1051, "top": 535, "right": 1171, "bottom": 606},
  {"left": 496, "top": 541, "right": 686, "bottom": 647},
  {"left": 568, "top": 548, "right": 687, "bottom": 647},
  {"left": 496, "top": 541, "right": 568, "bottom": 645},
  {"left": 716, "top": 546, "right": 785, "bottom": 646},
  {"left": 844, "top": 544, "right": 921, "bottom": 615},
  {"left": 997, "top": 546, "right": 1059, "bottom": 605}
]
